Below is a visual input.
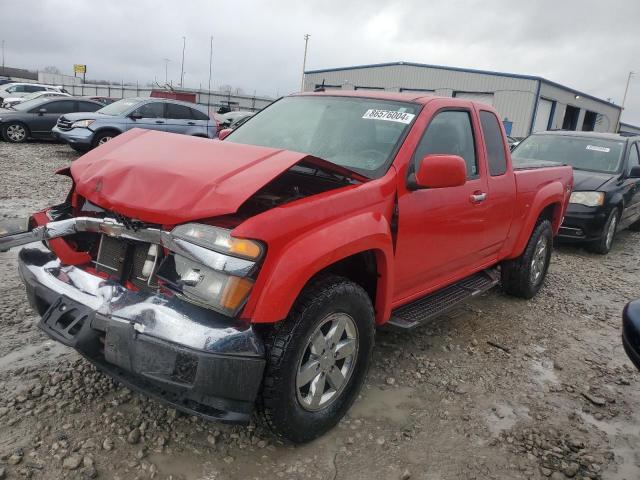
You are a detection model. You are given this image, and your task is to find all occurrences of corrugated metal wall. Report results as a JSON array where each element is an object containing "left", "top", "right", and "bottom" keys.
[
  {"left": 304, "top": 64, "right": 538, "bottom": 137},
  {"left": 304, "top": 64, "right": 621, "bottom": 137}
]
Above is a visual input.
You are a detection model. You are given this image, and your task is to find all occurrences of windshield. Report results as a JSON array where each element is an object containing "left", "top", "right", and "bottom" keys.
[
  {"left": 512, "top": 134, "right": 625, "bottom": 173},
  {"left": 97, "top": 98, "right": 140, "bottom": 116},
  {"left": 226, "top": 96, "right": 420, "bottom": 177},
  {"left": 13, "top": 97, "right": 50, "bottom": 112}
]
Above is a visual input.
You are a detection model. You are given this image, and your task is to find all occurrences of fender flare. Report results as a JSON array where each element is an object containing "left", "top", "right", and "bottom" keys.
[
  {"left": 511, "top": 181, "right": 565, "bottom": 258},
  {"left": 245, "top": 212, "right": 394, "bottom": 325}
]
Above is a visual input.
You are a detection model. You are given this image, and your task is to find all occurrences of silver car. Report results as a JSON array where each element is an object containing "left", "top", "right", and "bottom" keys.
[{"left": 52, "top": 97, "right": 217, "bottom": 152}]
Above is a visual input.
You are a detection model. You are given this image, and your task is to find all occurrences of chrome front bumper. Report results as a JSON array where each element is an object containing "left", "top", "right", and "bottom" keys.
[{"left": 14, "top": 243, "right": 265, "bottom": 423}]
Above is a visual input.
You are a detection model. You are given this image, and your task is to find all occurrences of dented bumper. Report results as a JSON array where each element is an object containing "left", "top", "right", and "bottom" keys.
[{"left": 16, "top": 243, "right": 265, "bottom": 423}]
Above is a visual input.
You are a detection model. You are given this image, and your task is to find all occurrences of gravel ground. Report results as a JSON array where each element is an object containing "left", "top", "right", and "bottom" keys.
[{"left": 1, "top": 141, "right": 640, "bottom": 480}]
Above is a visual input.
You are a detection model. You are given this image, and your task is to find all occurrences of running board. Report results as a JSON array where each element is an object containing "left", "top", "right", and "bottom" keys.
[{"left": 388, "top": 269, "right": 500, "bottom": 329}]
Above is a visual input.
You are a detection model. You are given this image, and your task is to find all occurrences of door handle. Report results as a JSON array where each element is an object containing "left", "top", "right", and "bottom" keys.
[
  {"left": 470, "top": 192, "right": 487, "bottom": 203},
  {"left": 155, "top": 120, "right": 165, "bottom": 124},
  {"left": 187, "top": 121, "right": 196, "bottom": 125}
]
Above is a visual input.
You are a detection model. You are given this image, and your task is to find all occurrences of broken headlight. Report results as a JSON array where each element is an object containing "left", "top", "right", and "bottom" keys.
[{"left": 158, "top": 224, "right": 264, "bottom": 316}]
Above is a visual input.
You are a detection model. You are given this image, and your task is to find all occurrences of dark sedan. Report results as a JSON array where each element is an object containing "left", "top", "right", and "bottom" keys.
[
  {"left": 513, "top": 131, "right": 640, "bottom": 254},
  {"left": 623, "top": 300, "right": 640, "bottom": 370},
  {"left": 0, "top": 97, "right": 103, "bottom": 143}
]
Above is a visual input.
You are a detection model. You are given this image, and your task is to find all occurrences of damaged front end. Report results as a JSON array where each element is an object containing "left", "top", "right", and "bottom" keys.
[{"left": 0, "top": 207, "right": 266, "bottom": 423}]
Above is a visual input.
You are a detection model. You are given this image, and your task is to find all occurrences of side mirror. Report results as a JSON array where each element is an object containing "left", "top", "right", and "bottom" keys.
[
  {"left": 129, "top": 113, "right": 143, "bottom": 120},
  {"left": 629, "top": 165, "right": 640, "bottom": 178},
  {"left": 218, "top": 128, "right": 233, "bottom": 141},
  {"left": 410, "top": 154, "right": 467, "bottom": 190},
  {"left": 37, "top": 108, "right": 47, "bottom": 115}
]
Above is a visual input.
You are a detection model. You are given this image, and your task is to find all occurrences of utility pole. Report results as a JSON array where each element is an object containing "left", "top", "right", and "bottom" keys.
[
  {"left": 163, "top": 58, "right": 170, "bottom": 84},
  {"left": 300, "top": 34, "right": 310, "bottom": 92},
  {"left": 180, "top": 37, "right": 186, "bottom": 88},
  {"left": 1, "top": 40, "right": 4, "bottom": 72},
  {"left": 208, "top": 36, "right": 213, "bottom": 111},
  {"left": 617, "top": 71, "right": 635, "bottom": 132}
]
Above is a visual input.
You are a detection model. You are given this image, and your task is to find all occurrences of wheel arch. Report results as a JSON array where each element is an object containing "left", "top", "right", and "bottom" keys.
[{"left": 3, "top": 120, "right": 31, "bottom": 138}]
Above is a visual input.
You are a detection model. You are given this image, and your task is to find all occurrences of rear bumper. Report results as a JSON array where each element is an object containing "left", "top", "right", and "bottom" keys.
[
  {"left": 51, "top": 126, "right": 94, "bottom": 146},
  {"left": 623, "top": 300, "right": 640, "bottom": 371},
  {"left": 17, "top": 244, "right": 265, "bottom": 423},
  {"left": 558, "top": 208, "right": 607, "bottom": 242}
]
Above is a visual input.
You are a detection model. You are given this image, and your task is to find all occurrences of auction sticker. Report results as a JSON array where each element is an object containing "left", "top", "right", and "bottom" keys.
[
  {"left": 362, "top": 109, "right": 415, "bottom": 124},
  {"left": 586, "top": 145, "right": 610, "bottom": 153}
]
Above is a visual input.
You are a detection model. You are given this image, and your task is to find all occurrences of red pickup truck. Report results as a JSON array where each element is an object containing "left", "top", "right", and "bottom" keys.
[{"left": 0, "top": 91, "right": 572, "bottom": 443}]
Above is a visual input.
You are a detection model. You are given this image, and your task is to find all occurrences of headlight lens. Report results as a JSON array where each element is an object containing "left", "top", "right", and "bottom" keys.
[
  {"left": 71, "top": 119, "right": 95, "bottom": 128},
  {"left": 569, "top": 191, "right": 605, "bottom": 207},
  {"left": 158, "top": 224, "right": 264, "bottom": 316},
  {"left": 171, "top": 223, "right": 263, "bottom": 260}
]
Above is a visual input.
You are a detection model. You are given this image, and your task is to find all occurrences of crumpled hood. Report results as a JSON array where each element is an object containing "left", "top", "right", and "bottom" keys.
[
  {"left": 70, "top": 128, "right": 348, "bottom": 225},
  {"left": 61, "top": 111, "right": 110, "bottom": 122},
  {"left": 572, "top": 169, "right": 618, "bottom": 192}
]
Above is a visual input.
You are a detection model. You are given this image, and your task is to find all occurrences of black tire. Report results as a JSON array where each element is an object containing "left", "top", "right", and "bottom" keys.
[
  {"left": 587, "top": 208, "right": 619, "bottom": 254},
  {"left": 628, "top": 216, "right": 640, "bottom": 232},
  {"left": 2, "top": 122, "right": 29, "bottom": 143},
  {"left": 501, "top": 219, "right": 553, "bottom": 299},
  {"left": 258, "top": 275, "right": 375, "bottom": 443},
  {"left": 91, "top": 130, "right": 119, "bottom": 148}
]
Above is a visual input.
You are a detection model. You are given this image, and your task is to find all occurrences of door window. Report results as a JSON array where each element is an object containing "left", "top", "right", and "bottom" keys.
[
  {"left": 133, "top": 102, "right": 165, "bottom": 118},
  {"left": 24, "top": 85, "right": 46, "bottom": 93},
  {"left": 42, "top": 100, "right": 76, "bottom": 114},
  {"left": 414, "top": 110, "right": 478, "bottom": 178},
  {"left": 629, "top": 143, "right": 640, "bottom": 172},
  {"left": 165, "top": 103, "right": 194, "bottom": 120},
  {"left": 190, "top": 108, "right": 209, "bottom": 120},
  {"left": 479, "top": 110, "right": 508, "bottom": 176},
  {"left": 77, "top": 101, "right": 101, "bottom": 112}
]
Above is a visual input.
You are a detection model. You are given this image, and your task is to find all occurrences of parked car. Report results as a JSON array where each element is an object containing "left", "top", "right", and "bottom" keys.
[
  {"left": 2, "top": 90, "right": 71, "bottom": 108},
  {"left": 513, "top": 131, "right": 640, "bottom": 254},
  {"left": 85, "top": 96, "right": 116, "bottom": 105},
  {"left": 623, "top": 299, "right": 640, "bottom": 370},
  {"left": 0, "top": 97, "right": 103, "bottom": 143},
  {"left": 0, "top": 92, "right": 572, "bottom": 443},
  {"left": 219, "top": 111, "right": 254, "bottom": 129},
  {"left": 0, "top": 83, "right": 66, "bottom": 102},
  {"left": 52, "top": 97, "right": 216, "bottom": 152},
  {"left": 507, "top": 136, "right": 522, "bottom": 151}
]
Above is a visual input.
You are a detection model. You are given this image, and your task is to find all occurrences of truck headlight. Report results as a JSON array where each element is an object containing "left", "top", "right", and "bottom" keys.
[
  {"left": 158, "top": 224, "right": 264, "bottom": 316},
  {"left": 569, "top": 191, "right": 605, "bottom": 207},
  {"left": 71, "top": 119, "right": 95, "bottom": 128}
]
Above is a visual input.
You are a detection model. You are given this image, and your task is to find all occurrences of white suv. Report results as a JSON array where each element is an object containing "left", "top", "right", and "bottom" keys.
[{"left": 0, "top": 83, "right": 66, "bottom": 102}]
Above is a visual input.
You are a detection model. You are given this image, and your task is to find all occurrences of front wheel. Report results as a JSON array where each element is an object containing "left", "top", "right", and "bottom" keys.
[
  {"left": 258, "top": 275, "right": 375, "bottom": 443},
  {"left": 91, "top": 130, "right": 118, "bottom": 148},
  {"left": 501, "top": 219, "right": 553, "bottom": 299},
  {"left": 587, "top": 208, "right": 619, "bottom": 254},
  {"left": 2, "top": 122, "right": 29, "bottom": 143}
]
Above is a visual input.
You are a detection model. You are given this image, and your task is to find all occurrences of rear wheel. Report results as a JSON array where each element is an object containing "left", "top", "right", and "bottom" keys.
[
  {"left": 501, "top": 219, "right": 553, "bottom": 299},
  {"left": 2, "top": 122, "right": 29, "bottom": 143},
  {"left": 258, "top": 275, "right": 375, "bottom": 443},
  {"left": 587, "top": 208, "right": 619, "bottom": 254},
  {"left": 91, "top": 130, "right": 118, "bottom": 148}
]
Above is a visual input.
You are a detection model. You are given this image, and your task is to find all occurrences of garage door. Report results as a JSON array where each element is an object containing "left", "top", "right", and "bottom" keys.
[
  {"left": 533, "top": 98, "right": 553, "bottom": 132},
  {"left": 453, "top": 91, "right": 494, "bottom": 106}
]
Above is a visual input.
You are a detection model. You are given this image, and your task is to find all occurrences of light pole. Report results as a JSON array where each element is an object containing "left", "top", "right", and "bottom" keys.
[
  {"left": 300, "top": 34, "right": 310, "bottom": 92},
  {"left": 208, "top": 36, "right": 213, "bottom": 111},
  {"left": 617, "top": 71, "right": 636, "bottom": 132},
  {"left": 163, "top": 58, "right": 170, "bottom": 84},
  {"left": 1, "top": 40, "right": 4, "bottom": 71},
  {"left": 180, "top": 36, "right": 186, "bottom": 88}
]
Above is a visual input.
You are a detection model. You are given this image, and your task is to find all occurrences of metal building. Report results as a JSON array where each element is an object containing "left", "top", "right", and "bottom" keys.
[{"left": 303, "top": 62, "right": 621, "bottom": 138}]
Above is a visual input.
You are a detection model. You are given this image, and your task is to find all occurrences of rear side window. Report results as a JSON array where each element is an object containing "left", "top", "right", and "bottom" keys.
[
  {"left": 190, "top": 108, "right": 209, "bottom": 120},
  {"left": 77, "top": 101, "right": 101, "bottom": 112},
  {"left": 44, "top": 100, "right": 76, "bottom": 114},
  {"left": 166, "top": 103, "right": 194, "bottom": 120},
  {"left": 629, "top": 143, "right": 640, "bottom": 170},
  {"left": 414, "top": 110, "right": 478, "bottom": 178},
  {"left": 25, "top": 85, "right": 45, "bottom": 93},
  {"left": 479, "top": 111, "right": 508, "bottom": 176}
]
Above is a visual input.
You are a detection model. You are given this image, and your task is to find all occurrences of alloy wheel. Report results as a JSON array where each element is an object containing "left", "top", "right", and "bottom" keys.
[
  {"left": 296, "top": 312, "right": 359, "bottom": 411},
  {"left": 605, "top": 213, "right": 617, "bottom": 250},
  {"left": 6, "top": 124, "right": 26, "bottom": 142},
  {"left": 529, "top": 235, "right": 548, "bottom": 286},
  {"left": 98, "top": 135, "right": 113, "bottom": 145}
]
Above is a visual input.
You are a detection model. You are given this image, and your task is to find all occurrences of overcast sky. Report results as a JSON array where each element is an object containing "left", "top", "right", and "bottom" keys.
[{"left": 2, "top": 0, "right": 639, "bottom": 124}]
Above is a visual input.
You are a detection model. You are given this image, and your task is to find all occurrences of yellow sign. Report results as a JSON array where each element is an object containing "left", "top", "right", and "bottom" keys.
[{"left": 74, "top": 64, "right": 86, "bottom": 74}]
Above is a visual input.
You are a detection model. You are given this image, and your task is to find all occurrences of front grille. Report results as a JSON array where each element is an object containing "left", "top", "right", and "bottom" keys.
[
  {"left": 95, "top": 234, "right": 161, "bottom": 289},
  {"left": 56, "top": 116, "right": 74, "bottom": 131}
]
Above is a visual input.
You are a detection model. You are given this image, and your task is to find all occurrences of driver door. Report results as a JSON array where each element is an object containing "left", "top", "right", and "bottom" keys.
[
  {"left": 29, "top": 99, "right": 76, "bottom": 136},
  {"left": 393, "top": 106, "right": 491, "bottom": 301},
  {"left": 127, "top": 101, "right": 167, "bottom": 132}
]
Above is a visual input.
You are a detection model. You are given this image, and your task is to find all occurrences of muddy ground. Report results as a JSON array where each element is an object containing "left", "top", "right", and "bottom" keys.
[{"left": 1, "top": 140, "right": 639, "bottom": 480}]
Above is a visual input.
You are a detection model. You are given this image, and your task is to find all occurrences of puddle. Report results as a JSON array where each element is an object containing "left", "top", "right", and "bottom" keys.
[
  {"left": 485, "top": 402, "right": 530, "bottom": 435},
  {"left": 349, "top": 385, "right": 419, "bottom": 424},
  {"left": 581, "top": 411, "right": 640, "bottom": 479},
  {"left": 530, "top": 358, "right": 558, "bottom": 385}
]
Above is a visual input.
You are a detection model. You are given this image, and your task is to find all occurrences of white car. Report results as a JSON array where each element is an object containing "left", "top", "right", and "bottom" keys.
[
  {"left": 2, "top": 90, "right": 71, "bottom": 108},
  {"left": 0, "top": 83, "right": 67, "bottom": 103}
]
